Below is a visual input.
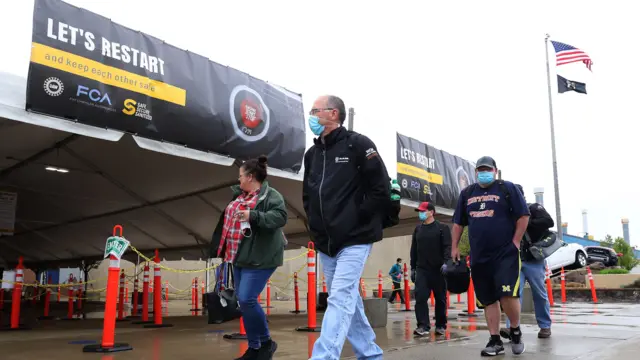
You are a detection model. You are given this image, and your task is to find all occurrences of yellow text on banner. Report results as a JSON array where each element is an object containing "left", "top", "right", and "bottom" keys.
[
  {"left": 30, "top": 42, "right": 186, "bottom": 106},
  {"left": 397, "top": 163, "right": 444, "bottom": 185}
]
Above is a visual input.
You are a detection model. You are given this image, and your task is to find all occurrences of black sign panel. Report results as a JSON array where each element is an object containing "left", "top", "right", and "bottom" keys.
[
  {"left": 396, "top": 133, "right": 477, "bottom": 209},
  {"left": 26, "top": 0, "right": 305, "bottom": 172}
]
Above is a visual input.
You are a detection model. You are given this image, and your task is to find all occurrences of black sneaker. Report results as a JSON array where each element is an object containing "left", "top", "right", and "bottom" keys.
[
  {"left": 234, "top": 347, "right": 260, "bottom": 360},
  {"left": 257, "top": 340, "right": 278, "bottom": 360},
  {"left": 510, "top": 328, "right": 525, "bottom": 355},
  {"left": 413, "top": 327, "right": 429, "bottom": 337},
  {"left": 481, "top": 338, "right": 505, "bottom": 357}
]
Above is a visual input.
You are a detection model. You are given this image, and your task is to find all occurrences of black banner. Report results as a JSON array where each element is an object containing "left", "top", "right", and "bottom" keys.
[
  {"left": 26, "top": 0, "right": 305, "bottom": 172},
  {"left": 396, "top": 133, "right": 477, "bottom": 209}
]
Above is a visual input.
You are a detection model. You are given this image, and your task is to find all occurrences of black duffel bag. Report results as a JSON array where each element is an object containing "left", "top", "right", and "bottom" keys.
[
  {"left": 207, "top": 262, "right": 241, "bottom": 324},
  {"left": 527, "top": 231, "right": 561, "bottom": 261}
]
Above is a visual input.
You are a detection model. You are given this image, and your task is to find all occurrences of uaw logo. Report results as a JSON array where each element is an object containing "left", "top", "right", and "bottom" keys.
[
  {"left": 229, "top": 85, "right": 270, "bottom": 142},
  {"left": 43, "top": 77, "right": 64, "bottom": 97}
]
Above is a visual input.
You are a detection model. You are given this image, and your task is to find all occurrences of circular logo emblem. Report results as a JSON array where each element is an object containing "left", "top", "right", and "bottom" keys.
[
  {"left": 401, "top": 179, "right": 408, "bottom": 188},
  {"left": 43, "top": 77, "right": 64, "bottom": 97},
  {"left": 229, "top": 85, "right": 270, "bottom": 142}
]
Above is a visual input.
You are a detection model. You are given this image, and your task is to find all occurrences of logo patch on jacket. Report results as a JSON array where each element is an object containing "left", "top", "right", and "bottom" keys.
[
  {"left": 365, "top": 148, "right": 378, "bottom": 160},
  {"left": 335, "top": 157, "right": 350, "bottom": 163}
]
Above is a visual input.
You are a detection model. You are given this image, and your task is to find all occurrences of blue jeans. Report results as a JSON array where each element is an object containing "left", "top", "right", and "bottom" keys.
[
  {"left": 234, "top": 266, "right": 276, "bottom": 349},
  {"left": 505, "top": 260, "right": 552, "bottom": 329},
  {"left": 311, "top": 244, "right": 383, "bottom": 360}
]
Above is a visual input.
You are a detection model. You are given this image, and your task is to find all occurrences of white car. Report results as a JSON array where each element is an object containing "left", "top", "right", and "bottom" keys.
[{"left": 545, "top": 241, "right": 588, "bottom": 272}]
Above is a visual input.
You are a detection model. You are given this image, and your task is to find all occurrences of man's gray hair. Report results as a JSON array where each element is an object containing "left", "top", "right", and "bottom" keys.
[{"left": 326, "top": 95, "right": 346, "bottom": 124}]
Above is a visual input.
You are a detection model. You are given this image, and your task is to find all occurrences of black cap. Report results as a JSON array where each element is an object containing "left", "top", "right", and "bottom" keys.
[{"left": 475, "top": 156, "right": 497, "bottom": 170}]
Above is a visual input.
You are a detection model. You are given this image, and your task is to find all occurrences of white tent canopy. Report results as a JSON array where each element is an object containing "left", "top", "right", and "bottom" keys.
[{"left": 0, "top": 72, "right": 446, "bottom": 269}]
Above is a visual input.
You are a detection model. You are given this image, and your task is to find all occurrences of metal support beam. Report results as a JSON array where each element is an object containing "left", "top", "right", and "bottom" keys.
[
  {"left": 196, "top": 194, "right": 224, "bottom": 214},
  {"left": 284, "top": 200, "right": 309, "bottom": 230},
  {"left": 62, "top": 147, "right": 211, "bottom": 250},
  {"left": 17, "top": 200, "right": 83, "bottom": 258},
  {"left": 0, "top": 134, "right": 78, "bottom": 179},
  {"left": 16, "top": 222, "right": 67, "bottom": 260},
  {"left": 8, "top": 179, "right": 237, "bottom": 237},
  {"left": 124, "top": 220, "right": 170, "bottom": 248}
]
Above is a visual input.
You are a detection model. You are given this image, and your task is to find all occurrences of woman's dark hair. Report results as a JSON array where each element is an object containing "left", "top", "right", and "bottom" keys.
[{"left": 241, "top": 155, "right": 268, "bottom": 183}]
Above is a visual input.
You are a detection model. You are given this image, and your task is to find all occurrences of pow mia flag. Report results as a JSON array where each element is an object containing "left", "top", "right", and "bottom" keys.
[{"left": 557, "top": 75, "right": 587, "bottom": 94}]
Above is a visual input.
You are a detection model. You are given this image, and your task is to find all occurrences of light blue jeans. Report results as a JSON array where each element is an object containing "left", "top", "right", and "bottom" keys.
[
  {"left": 505, "top": 260, "right": 552, "bottom": 329},
  {"left": 310, "top": 244, "right": 384, "bottom": 360}
]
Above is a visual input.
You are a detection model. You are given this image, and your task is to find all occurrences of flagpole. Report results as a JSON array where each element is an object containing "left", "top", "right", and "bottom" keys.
[{"left": 544, "top": 33, "right": 563, "bottom": 241}]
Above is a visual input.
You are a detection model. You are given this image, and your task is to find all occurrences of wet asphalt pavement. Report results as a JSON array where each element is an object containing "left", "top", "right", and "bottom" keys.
[{"left": 0, "top": 300, "right": 639, "bottom": 359}]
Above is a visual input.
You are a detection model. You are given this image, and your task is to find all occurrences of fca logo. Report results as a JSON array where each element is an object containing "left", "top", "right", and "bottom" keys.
[{"left": 77, "top": 85, "right": 112, "bottom": 105}]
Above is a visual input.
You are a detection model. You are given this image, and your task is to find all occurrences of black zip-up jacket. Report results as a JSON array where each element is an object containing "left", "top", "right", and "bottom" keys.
[
  {"left": 521, "top": 202, "right": 555, "bottom": 261},
  {"left": 410, "top": 221, "right": 452, "bottom": 271},
  {"left": 302, "top": 127, "right": 391, "bottom": 257}
]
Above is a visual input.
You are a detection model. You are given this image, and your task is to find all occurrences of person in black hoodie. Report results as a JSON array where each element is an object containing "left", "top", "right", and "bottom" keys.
[
  {"left": 410, "top": 202, "right": 452, "bottom": 336},
  {"left": 303, "top": 95, "right": 390, "bottom": 360}
]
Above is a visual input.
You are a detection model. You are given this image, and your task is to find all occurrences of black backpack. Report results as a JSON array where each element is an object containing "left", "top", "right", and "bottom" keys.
[{"left": 347, "top": 131, "right": 401, "bottom": 229}]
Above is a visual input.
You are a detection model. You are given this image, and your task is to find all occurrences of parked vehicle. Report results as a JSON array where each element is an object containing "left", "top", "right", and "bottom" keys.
[
  {"left": 545, "top": 241, "right": 588, "bottom": 271},
  {"left": 584, "top": 246, "right": 621, "bottom": 267}
]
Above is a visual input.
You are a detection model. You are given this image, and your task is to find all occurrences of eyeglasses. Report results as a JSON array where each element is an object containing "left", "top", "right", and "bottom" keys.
[{"left": 309, "top": 108, "right": 335, "bottom": 115}]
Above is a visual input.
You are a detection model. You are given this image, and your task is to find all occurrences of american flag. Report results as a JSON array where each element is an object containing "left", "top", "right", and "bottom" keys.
[{"left": 551, "top": 40, "right": 593, "bottom": 70}]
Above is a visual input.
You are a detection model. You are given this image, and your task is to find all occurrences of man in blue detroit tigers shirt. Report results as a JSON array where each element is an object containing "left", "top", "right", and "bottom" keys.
[{"left": 451, "top": 156, "right": 530, "bottom": 357}]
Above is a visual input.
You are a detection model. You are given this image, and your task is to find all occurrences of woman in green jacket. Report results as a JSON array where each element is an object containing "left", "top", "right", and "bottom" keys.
[{"left": 212, "top": 155, "right": 287, "bottom": 360}]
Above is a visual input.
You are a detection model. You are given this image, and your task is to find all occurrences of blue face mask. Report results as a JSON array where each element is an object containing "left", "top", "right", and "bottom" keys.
[
  {"left": 418, "top": 211, "right": 428, "bottom": 221},
  {"left": 477, "top": 171, "right": 495, "bottom": 185},
  {"left": 308, "top": 115, "right": 325, "bottom": 136}
]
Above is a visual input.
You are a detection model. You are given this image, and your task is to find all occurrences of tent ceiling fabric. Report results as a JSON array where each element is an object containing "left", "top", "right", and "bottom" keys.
[{"left": 0, "top": 121, "right": 309, "bottom": 267}]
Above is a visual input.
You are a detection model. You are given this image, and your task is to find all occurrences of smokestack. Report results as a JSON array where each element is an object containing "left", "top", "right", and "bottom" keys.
[
  {"left": 622, "top": 218, "right": 630, "bottom": 244},
  {"left": 562, "top": 222, "right": 568, "bottom": 234},
  {"left": 533, "top": 187, "right": 544, "bottom": 206},
  {"left": 582, "top": 210, "right": 588, "bottom": 236}
]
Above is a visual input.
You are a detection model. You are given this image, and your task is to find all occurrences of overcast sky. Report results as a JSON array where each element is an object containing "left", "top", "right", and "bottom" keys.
[{"left": 0, "top": 0, "right": 637, "bottom": 246}]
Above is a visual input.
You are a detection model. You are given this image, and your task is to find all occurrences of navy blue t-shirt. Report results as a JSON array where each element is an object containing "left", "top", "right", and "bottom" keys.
[{"left": 453, "top": 180, "right": 530, "bottom": 265}]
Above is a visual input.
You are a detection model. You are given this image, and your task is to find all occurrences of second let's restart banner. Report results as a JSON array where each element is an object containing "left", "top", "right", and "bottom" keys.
[{"left": 396, "top": 133, "right": 477, "bottom": 209}]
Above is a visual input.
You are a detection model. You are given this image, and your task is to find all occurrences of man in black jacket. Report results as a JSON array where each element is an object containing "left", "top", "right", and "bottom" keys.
[
  {"left": 501, "top": 184, "right": 553, "bottom": 340},
  {"left": 410, "top": 202, "right": 452, "bottom": 336},
  {"left": 303, "top": 95, "right": 389, "bottom": 360}
]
